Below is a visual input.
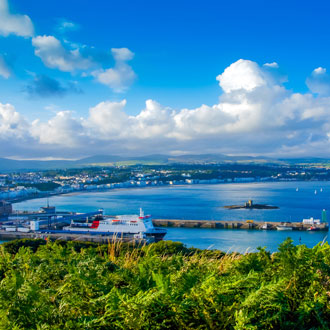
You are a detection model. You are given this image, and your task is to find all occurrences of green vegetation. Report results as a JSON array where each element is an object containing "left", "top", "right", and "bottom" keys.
[
  {"left": 22, "top": 182, "right": 61, "bottom": 191},
  {"left": 0, "top": 238, "right": 330, "bottom": 329}
]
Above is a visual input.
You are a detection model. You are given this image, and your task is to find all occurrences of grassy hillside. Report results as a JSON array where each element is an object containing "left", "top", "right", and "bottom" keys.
[
  {"left": 0, "top": 154, "right": 287, "bottom": 171},
  {"left": 0, "top": 239, "right": 329, "bottom": 329}
]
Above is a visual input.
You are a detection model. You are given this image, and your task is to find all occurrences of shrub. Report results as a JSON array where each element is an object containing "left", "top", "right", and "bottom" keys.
[{"left": 0, "top": 238, "right": 329, "bottom": 329}]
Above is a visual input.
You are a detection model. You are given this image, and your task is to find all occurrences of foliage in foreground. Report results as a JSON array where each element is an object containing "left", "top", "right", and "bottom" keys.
[{"left": 0, "top": 238, "right": 330, "bottom": 329}]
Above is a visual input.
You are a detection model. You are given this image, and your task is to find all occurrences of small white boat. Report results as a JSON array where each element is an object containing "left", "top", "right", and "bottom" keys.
[
  {"left": 296, "top": 188, "right": 299, "bottom": 192},
  {"left": 260, "top": 222, "right": 272, "bottom": 230},
  {"left": 320, "top": 188, "right": 323, "bottom": 192},
  {"left": 314, "top": 190, "right": 317, "bottom": 195},
  {"left": 276, "top": 225, "right": 293, "bottom": 231},
  {"left": 307, "top": 226, "right": 319, "bottom": 231}
]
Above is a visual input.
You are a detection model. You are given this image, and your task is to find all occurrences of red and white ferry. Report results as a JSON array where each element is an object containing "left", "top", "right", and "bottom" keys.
[{"left": 62, "top": 209, "right": 166, "bottom": 241}]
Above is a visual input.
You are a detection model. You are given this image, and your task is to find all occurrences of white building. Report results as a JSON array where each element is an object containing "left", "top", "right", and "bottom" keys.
[{"left": 302, "top": 217, "right": 321, "bottom": 225}]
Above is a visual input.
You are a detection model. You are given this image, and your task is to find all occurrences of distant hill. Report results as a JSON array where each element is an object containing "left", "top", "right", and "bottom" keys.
[
  {"left": 76, "top": 154, "right": 282, "bottom": 166},
  {"left": 279, "top": 158, "right": 330, "bottom": 165},
  {"left": 76, "top": 155, "right": 125, "bottom": 164},
  {"left": 0, "top": 154, "right": 328, "bottom": 171},
  {"left": 0, "top": 158, "right": 75, "bottom": 172}
]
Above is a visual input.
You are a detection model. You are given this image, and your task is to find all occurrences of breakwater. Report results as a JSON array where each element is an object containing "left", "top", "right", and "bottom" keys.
[{"left": 152, "top": 219, "right": 329, "bottom": 231}]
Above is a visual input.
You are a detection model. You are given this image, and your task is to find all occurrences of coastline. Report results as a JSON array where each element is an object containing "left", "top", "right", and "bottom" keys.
[
  {"left": 8, "top": 179, "right": 330, "bottom": 206},
  {"left": 10, "top": 184, "right": 178, "bottom": 205},
  {"left": 4, "top": 181, "right": 330, "bottom": 251}
]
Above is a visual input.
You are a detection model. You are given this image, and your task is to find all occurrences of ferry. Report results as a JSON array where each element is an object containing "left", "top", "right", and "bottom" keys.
[{"left": 62, "top": 208, "right": 167, "bottom": 241}]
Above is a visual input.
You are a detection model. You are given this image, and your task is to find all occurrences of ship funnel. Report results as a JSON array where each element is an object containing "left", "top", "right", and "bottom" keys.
[{"left": 139, "top": 208, "right": 144, "bottom": 217}]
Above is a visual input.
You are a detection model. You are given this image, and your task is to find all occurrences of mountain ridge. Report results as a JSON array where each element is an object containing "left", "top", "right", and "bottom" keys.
[{"left": 0, "top": 154, "right": 327, "bottom": 171}]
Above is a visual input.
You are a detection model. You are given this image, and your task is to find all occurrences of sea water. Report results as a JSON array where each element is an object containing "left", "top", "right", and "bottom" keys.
[{"left": 13, "top": 181, "right": 330, "bottom": 252}]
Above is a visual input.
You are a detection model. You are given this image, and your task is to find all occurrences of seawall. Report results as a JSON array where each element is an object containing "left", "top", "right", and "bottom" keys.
[{"left": 152, "top": 219, "right": 329, "bottom": 231}]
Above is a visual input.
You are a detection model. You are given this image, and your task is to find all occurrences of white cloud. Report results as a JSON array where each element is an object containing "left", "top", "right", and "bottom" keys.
[
  {"left": 31, "top": 111, "right": 85, "bottom": 146},
  {"left": 216, "top": 59, "right": 267, "bottom": 93},
  {"left": 0, "top": 0, "right": 34, "bottom": 37},
  {"left": 112, "top": 48, "right": 134, "bottom": 61},
  {"left": 4, "top": 59, "right": 330, "bottom": 158},
  {"left": 0, "top": 55, "right": 10, "bottom": 78},
  {"left": 92, "top": 65, "right": 136, "bottom": 92},
  {"left": 57, "top": 20, "right": 80, "bottom": 33},
  {"left": 32, "top": 35, "right": 93, "bottom": 72},
  {"left": 61, "top": 21, "right": 75, "bottom": 30},
  {"left": 263, "top": 62, "right": 279, "bottom": 68},
  {"left": 92, "top": 48, "right": 136, "bottom": 92},
  {"left": 0, "top": 103, "right": 29, "bottom": 139},
  {"left": 87, "top": 100, "right": 129, "bottom": 137},
  {"left": 32, "top": 38, "right": 137, "bottom": 92},
  {"left": 313, "top": 67, "right": 326, "bottom": 75},
  {"left": 306, "top": 67, "right": 330, "bottom": 95}
]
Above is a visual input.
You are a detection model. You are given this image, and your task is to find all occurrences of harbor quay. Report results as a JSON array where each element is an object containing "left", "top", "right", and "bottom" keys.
[
  {"left": 0, "top": 203, "right": 327, "bottom": 246},
  {"left": 0, "top": 218, "right": 327, "bottom": 244},
  {"left": 152, "top": 219, "right": 329, "bottom": 231}
]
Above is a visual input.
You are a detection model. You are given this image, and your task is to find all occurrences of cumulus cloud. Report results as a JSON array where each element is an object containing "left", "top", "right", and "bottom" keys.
[
  {"left": 32, "top": 35, "right": 93, "bottom": 72},
  {"left": 92, "top": 48, "right": 136, "bottom": 92},
  {"left": 0, "top": 55, "right": 10, "bottom": 78},
  {"left": 31, "top": 37, "right": 136, "bottom": 93},
  {"left": 87, "top": 100, "right": 129, "bottom": 137},
  {"left": 112, "top": 48, "right": 134, "bottom": 61},
  {"left": 0, "top": 0, "right": 34, "bottom": 37},
  {"left": 24, "top": 75, "right": 82, "bottom": 98},
  {"left": 56, "top": 19, "right": 80, "bottom": 33},
  {"left": 3, "top": 59, "right": 330, "bottom": 158},
  {"left": 313, "top": 67, "right": 326, "bottom": 75},
  {"left": 216, "top": 59, "right": 268, "bottom": 93},
  {"left": 31, "top": 111, "right": 85, "bottom": 146},
  {"left": 306, "top": 67, "right": 330, "bottom": 95},
  {"left": 263, "top": 62, "right": 279, "bottom": 68},
  {"left": 0, "top": 103, "right": 29, "bottom": 139}
]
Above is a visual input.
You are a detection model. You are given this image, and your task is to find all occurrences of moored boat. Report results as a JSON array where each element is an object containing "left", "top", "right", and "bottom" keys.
[
  {"left": 276, "top": 224, "right": 293, "bottom": 231},
  {"left": 260, "top": 222, "right": 272, "bottom": 230},
  {"left": 307, "top": 226, "right": 320, "bottom": 231}
]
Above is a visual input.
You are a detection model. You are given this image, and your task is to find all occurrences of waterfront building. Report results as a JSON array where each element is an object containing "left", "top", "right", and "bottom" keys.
[{"left": 302, "top": 217, "right": 321, "bottom": 225}]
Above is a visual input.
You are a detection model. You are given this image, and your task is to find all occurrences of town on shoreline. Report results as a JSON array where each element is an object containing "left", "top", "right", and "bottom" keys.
[{"left": 0, "top": 163, "right": 330, "bottom": 204}]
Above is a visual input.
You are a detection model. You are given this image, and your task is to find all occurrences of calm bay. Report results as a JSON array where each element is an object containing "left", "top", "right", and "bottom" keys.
[{"left": 12, "top": 181, "right": 330, "bottom": 252}]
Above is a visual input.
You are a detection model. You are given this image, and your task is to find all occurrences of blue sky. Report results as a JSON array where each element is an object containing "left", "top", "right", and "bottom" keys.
[{"left": 1, "top": 0, "right": 330, "bottom": 158}]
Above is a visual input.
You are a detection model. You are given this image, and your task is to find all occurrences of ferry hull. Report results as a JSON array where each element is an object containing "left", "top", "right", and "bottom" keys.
[
  {"left": 145, "top": 229, "right": 167, "bottom": 241},
  {"left": 39, "top": 228, "right": 167, "bottom": 240}
]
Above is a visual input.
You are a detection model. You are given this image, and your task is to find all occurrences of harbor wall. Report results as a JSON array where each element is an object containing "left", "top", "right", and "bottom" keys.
[
  {"left": 0, "top": 219, "right": 327, "bottom": 244},
  {"left": 152, "top": 219, "right": 329, "bottom": 231}
]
